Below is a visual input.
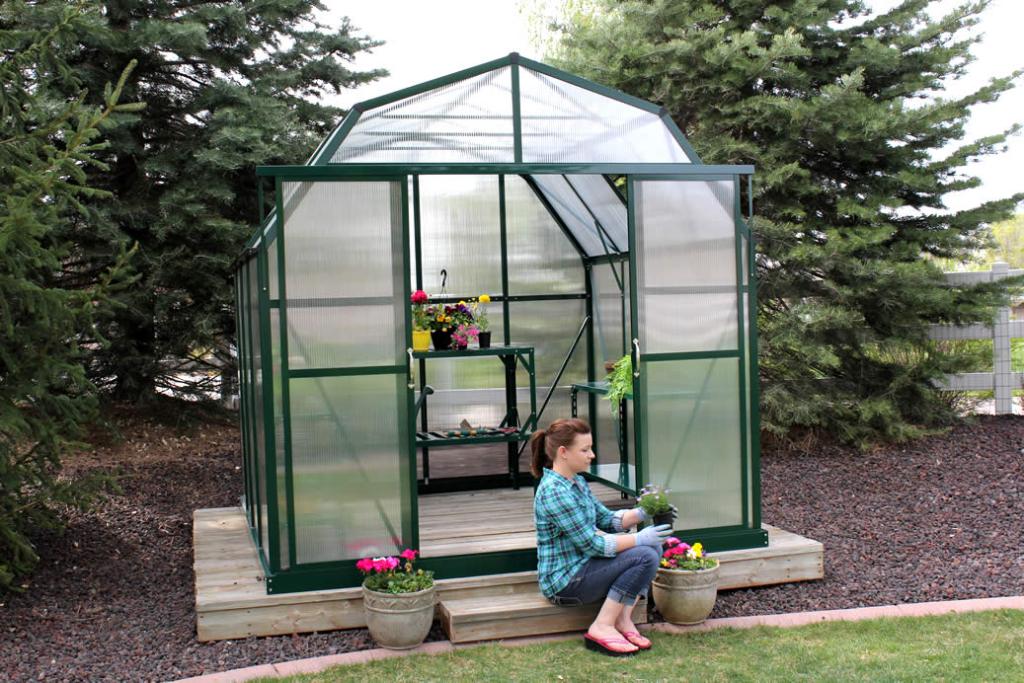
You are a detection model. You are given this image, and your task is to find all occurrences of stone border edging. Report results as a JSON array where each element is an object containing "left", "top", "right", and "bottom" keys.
[{"left": 174, "top": 596, "right": 1024, "bottom": 683}]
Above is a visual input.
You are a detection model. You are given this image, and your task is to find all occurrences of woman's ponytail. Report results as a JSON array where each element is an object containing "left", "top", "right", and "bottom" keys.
[
  {"left": 530, "top": 429, "right": 549, "bottom": 478},
  {"left": 530, "top": 418, "right": 591, "bottom": 478}
]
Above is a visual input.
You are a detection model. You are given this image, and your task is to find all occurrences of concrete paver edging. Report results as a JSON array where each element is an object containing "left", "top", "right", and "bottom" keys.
[{"left": 174, "top": 596, "right": 1024, "bottom": 683}]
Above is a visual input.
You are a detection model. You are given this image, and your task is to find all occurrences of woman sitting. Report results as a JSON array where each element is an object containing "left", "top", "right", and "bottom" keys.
[{"left": 532, "top": 418, "right": 672, "bottom": 656}]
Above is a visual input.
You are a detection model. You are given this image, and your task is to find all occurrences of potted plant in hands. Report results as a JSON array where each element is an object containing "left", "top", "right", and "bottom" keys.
[
  {"left": 604, "top": 354, "right": 633, "bottom": 415},
  {"left": 411, "top": 290, "right": 431, "bottom": 351},
  {"left": 651, "top": 539, "right": 720, "bottom": 625},
  {"left": 638, "top": 484, "right": 676, "bottom": 528},
  {"left": 358, "top": 549, "right": 435, "bottom": 649},
  {"left": 473, "top": 294, "right": 492, "bottom": 348}
]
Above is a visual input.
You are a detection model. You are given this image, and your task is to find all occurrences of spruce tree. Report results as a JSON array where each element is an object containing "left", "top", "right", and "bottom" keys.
[
  {"left": 549, "top": 0, "right": 1023, "bottom": 444},
  {"left": 58, "top": 1, "right": 386, "bottom": 400},
  {"left": 0, "top": 1, "right": 138, "bottom": 590}
]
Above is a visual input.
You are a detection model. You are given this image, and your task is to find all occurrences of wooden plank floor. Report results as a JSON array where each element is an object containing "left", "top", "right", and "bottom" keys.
[{"left": 419, "top": 482, "right": 630, "bottom": 557}]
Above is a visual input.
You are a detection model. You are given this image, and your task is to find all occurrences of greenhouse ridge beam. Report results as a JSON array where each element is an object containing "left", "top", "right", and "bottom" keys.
[{"left": 256, "top": 164, "right": 753, "bottom": 177}]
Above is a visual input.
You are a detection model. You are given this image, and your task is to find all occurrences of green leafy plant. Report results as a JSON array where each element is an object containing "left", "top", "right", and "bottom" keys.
[
  {"left": 638, "top": 484, "right": 672, "bottom": 517},
  {"left": 604, "top": 354, "right": 633, "bottom": 415}
]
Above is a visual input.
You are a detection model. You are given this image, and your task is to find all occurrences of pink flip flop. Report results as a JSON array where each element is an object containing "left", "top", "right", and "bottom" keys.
[
  {"left": 621, "top": 631, "right": 652, "bottom": 650},
  {"left": 583, "top": 633, "right": 639, "bottom": 656}
]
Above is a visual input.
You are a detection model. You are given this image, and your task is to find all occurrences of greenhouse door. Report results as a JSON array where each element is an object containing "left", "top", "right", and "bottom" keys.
[
  {"left": 627, "top": 177, "right": 757, "bottom": 546},
  {"left": 276, "top": 177, "right": 414, "bottom": 570}
]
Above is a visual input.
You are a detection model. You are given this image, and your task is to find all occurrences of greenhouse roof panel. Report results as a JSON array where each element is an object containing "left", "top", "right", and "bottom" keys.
[{"left": 325, "top": 55, "right": 695, "bottom": 166}]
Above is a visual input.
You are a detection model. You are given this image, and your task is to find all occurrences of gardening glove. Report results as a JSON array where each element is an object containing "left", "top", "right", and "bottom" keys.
[{"left": 635, "top": 523, "right": 672, "bottom": 548}]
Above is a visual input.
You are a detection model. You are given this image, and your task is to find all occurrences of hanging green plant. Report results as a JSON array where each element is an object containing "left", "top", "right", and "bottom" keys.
[{"left": 604, "top": 354, "right": 633, "bottom": 415}]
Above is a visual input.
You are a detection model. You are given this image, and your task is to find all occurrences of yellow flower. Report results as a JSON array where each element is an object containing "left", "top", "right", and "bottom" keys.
[
  {"left": 435, "top": 315, "right": 444, "bottom": 322},
  {"left": 692, "top": 542, "right": 703, "bottom": 558},
  {"left": 458, "top": 300, "right": 466, "bottom": 306},
  {"left": 660, "top": 559, "right": 669, "bottom": 567},
  {"left": 479, "top": 294, "right": 491, "bottom": 303}
]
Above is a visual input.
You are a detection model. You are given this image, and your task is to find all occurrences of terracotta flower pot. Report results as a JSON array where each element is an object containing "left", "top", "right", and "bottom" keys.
[
  {"left": 651, "top": 563, "right": 719, "bottom": 625},
  {"left": 361, "top": 584, "right": 436, "bottom": 650}
]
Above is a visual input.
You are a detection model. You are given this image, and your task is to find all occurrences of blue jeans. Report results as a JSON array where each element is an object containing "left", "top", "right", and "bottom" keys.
[{"left": 549, "top": 546, "right": 660, "bottom": 607}]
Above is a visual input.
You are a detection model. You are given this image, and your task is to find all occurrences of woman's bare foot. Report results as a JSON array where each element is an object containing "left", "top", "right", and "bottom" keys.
[
  {"left": 586, "top": 623, "right": 638, "bottom": 654},
  {"left": 614, "top": 615, "right": 651, "bottom": 649}
]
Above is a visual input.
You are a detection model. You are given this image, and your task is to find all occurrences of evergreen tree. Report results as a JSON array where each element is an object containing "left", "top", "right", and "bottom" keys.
[
  {"left": 0, "top": 1, "right": 138, "bottom": 590},
  {"left": 549, "top": 0, "right": 1023, "bottom": 444},
  {"left": 59, "top": 1, "right": 386, "bottom": 400}
]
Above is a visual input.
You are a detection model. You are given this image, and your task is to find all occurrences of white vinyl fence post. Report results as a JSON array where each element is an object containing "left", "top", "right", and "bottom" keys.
[{"left": 992, "top": 262, "right": 1012, "bottom": 415}]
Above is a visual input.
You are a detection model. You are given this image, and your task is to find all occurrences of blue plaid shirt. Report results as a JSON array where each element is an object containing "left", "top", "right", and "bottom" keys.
[{"left": 534, "top": 468, "right": 626, "bottom": 597}]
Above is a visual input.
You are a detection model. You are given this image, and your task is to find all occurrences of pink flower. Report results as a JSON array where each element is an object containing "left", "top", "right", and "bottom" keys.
[
  {"left": 356, "top": 558, "right": 374, "bottom": 573},
  {"left": 411, "top": 290, "right": 429, "bottom": 305},
  {"left": 371, "top": 557, "right": 389, "bottom": 573},
  {"left": 401, "top": 549, "right": 418, "bottom": 561},
  {"left": 385, "top": 556, "right": 400, "bottom": 570},
  {"left": 665, "top": 537, "right": 681, "bottom": 548}
]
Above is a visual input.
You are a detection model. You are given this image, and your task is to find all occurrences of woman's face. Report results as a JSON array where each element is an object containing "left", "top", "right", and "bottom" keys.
[{"left": 558, "top": 432, "right": 595, "bottom": 474}]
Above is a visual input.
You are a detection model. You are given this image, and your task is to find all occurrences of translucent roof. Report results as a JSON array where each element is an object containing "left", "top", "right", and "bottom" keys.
[{"left": 328, "top": 54, "right": 693, "bottom": 165}]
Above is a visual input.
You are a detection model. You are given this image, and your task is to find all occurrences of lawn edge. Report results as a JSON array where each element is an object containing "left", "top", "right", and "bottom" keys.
[{"left": 173, "top": 595, "right": 1024, "bottom": 682}]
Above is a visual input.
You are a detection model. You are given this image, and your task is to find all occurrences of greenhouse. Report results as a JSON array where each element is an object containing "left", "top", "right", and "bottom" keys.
[{"left": 233, "top": 54, "right": 765, "bottom": 594}]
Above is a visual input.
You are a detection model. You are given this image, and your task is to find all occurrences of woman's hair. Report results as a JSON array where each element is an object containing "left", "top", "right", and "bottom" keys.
[{"left": 530, "top": 418, "right": 591, "bottom": 478}]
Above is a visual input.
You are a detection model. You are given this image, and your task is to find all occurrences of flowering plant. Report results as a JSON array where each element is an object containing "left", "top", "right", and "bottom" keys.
[
  {"left": 424, "top": 300, "right": 474, "bottom": 333},
  {"left": 660, "top": 538, "right": 718, "bottom": 571},
  {"left": 638, "top": 483, "right": 672, "bottom": 517},
  {"left": 452, "top": 322, "right": 479, "bottom": 348},
  {"left": 357, "top": 549, "right": 434, "bottom": 594},
  {"left": 411, "top": 290, "right": 430, "bottom": 330},
  {"left": 472, "top": 294, "right": 491, "bottom": 333}
]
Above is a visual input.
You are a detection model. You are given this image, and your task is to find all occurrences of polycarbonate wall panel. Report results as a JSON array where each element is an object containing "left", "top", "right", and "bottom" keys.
[
  {"left": 636, "top": 180, "right": 737, "bottom": 353},
  {"left": 519, "top": 67, "right": 689, "bottom": 164},
  {"left": 282, "top": 181, "right": 405, "bottom": 370},
  {"left": 645, "top": 358, "right": 743, "bottom": 529},
  {"left": 267, "top": 237, "right": 278, "bottom": 298},
  {"left": 564, "top": 175, "right": 627, "bottom": 252},
  {"left": 592, "top": 261, "right": 628, "bottom": 368},
  {"left": 530, "top": 175, "right": 611, "bottom": 257},
  {"left": 270, "top": 308, "right": 288, "bottom": 570},
  {"left": 743, "top": 294, "right": 754, "bottom": 524},
  {"left": 289, "top": 375, "right": 403, "bottom": 564},
  {"left": 505, "top": 175, "right": 585, "bottom": 295},
  {"left": 420, "top": 314, "right": 508, "bottom": 430},
  {"left": 418, "top": 175, "right": 502, "bottom": 298},
  {"left": 333, "top": 67, "right": 514, "bottom": 163},
  {"left": 248, "top": 258, "right": 269, "bottom": 557},
  {"left": 511, "top": 300, "right": 588, "bottom": 425}
]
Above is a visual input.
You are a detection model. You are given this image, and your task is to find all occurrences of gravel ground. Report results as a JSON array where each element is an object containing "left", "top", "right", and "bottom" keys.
[{"left": 1, "top": 411, "right": 1022, "bottom": 682}]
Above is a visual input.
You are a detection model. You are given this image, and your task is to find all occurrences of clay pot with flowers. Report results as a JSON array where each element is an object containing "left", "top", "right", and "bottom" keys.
[
  {"left": 410, "top": 290, "right": 431, "bottom": 351},
  {"left": 357, "top": 549, "right": 435, "bottom": 649},
  {"left": 651, "top": 538, "right": 720, "bottom": 625}
]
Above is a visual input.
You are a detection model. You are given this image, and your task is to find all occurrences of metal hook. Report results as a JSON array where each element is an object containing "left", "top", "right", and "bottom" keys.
[{"left": 440, "top": 268, "right": 447, "bottom": 294}]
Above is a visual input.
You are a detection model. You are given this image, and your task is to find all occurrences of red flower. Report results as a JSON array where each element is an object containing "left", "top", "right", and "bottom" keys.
[
  {"left": 400, "top": 549, "right": 418, "bottom": 561},
  {"left": 411, "top": 290, "right": 429, "bottom": 305},
  {"left": 356, "top": 558, "right": 374, "bottom": 573}
]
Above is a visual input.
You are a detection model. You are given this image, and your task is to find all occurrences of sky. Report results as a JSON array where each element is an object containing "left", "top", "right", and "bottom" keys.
[{"left": 324, "top": 0, "right": 1022, "bottom": 214}]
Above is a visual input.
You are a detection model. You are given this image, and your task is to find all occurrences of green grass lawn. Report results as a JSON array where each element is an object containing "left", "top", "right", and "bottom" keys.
[{"left": 266, "top": 609, "right": 1024, "bottom": 682}]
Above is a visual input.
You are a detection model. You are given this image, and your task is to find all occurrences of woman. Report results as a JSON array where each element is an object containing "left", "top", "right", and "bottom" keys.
[{"left": 531, "top": 418, "right": 672, "bottom": 656}]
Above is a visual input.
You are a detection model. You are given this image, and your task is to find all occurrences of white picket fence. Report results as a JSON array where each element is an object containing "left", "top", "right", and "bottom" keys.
[{"left": 929, "top": 262, "right": 1023, "bottom": 414}]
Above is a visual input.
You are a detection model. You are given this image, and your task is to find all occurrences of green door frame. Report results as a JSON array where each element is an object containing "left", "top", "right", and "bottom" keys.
[{"left": 626, "top": 175, "right": 767, "bottom": 553}]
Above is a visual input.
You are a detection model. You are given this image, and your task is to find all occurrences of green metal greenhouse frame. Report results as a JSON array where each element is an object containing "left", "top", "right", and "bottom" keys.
[{"left": 233, "top": 54, "right": 766, "bottom": 594}]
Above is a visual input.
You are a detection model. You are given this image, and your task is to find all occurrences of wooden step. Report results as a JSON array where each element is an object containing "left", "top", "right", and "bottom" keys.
[{"left": 439, "top": 591, "right": 647, "bottom": 643}]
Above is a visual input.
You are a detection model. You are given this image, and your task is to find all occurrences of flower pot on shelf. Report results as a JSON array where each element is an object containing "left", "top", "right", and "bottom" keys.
[
  {"left": 478, "top": 331, "right": 491, "bottom": 348},
  {"left": 361, "top": 584, "right": 436, "bottom": 649},
  {"left": 431, "top": 330, "right": 452, "bottom": 351},
  {"left": 651, "top": 563, "right": 719, "bottom": 625},
  {"left": 412, "top": 329, "right": 431, "bottom": 352}
]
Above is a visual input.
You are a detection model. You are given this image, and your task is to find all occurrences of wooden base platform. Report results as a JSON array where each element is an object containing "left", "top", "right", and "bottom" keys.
[{"left": 194, "top": 503, "right": 824, "bottom": 642}]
